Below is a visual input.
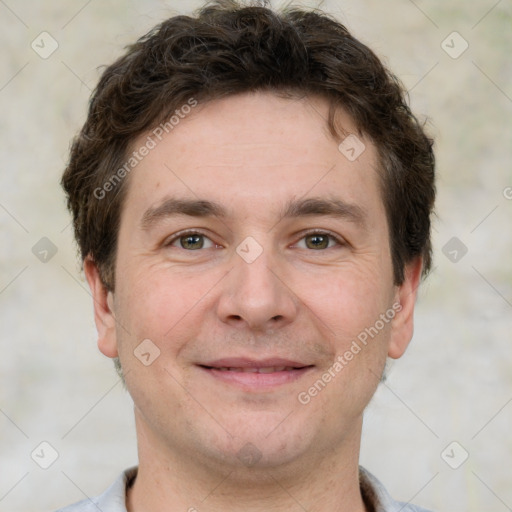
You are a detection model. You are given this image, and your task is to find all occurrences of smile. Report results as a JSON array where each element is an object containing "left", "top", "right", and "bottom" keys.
[
  {"left": 197, "top": 359, "right": 314, "bottom": 390},
  {"left": 210, "top": 366, "right": 301, "bottom": 373}
]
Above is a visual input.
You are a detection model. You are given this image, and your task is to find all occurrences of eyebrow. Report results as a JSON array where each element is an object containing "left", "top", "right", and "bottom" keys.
[
  {"left": 140, "top": 196, "right": 366, "bottom": 231},
  {"left": 141, "top": 198, "right": 227, "bottom": 230},
  {"left": 280, "top": 197, "right": 366, "bottom": 228}
]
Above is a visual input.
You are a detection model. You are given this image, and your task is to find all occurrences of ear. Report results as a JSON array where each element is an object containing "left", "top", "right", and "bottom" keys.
[
  {"left": 83, "top": 256, "right": 118, "bottom": 358},
  {"left": 388, "top": 257, "right": 423, "bottom": 359}
]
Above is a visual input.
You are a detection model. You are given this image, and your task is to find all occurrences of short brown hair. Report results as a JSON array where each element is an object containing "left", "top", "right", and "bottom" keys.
[{"left": 62, "top": 0, "right": 435, "bottom": 289}]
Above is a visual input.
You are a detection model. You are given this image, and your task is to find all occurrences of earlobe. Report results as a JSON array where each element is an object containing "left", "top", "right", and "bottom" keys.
[
  {"left": 83, "top": 256, "right": 119, "bottom": 358},
  {"left": 388, "top": 257, "right": 423, "bottom": 359}
]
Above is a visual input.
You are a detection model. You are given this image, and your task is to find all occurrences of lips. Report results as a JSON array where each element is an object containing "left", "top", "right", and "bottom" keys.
[
  {"left": 198, "top": 357, "right": 314, "bottom": 390},
  {"left": 200, "top": 357, "right": 311, "bottom": 372},
  {"left": 214, "top": 366, "right": 299, "bottom": 373}
]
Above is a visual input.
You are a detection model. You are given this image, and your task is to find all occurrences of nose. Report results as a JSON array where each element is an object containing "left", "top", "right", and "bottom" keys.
[{"left": 216, "top": 245, "right": 298, "bottom": 332}]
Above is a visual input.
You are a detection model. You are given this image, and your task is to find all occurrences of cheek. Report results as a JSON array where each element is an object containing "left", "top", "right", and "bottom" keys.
[
  {"left": 301, "top": 262, "right": 393, "bottom": 341},
  {"left": 115, "top": 263, "right": 221, "bottom": 353},
  {"left": 300, "top": 267, "right": 393, "bottom": 407},
  {"left": 113, "top": 268, "right": 211, "bottom": 408}
]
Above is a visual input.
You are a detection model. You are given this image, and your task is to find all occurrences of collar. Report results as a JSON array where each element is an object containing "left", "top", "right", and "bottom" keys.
[{"left": 58, "top": 465, "right": 432, "bottom": 512}]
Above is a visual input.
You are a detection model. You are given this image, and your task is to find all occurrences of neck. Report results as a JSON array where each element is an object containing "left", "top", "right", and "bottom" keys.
[{"left": 127, "top": 412, "right": 368, "bottom": 512}]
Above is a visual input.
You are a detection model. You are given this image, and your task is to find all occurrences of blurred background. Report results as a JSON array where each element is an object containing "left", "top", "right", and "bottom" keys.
[{"left": 0, "top": 1, "right": 511, "bottom": 510}]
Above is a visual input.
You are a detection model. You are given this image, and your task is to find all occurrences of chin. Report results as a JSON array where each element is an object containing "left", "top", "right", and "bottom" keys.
[{"left": 193, "top": 411, "right": 318, "bottom": 472}]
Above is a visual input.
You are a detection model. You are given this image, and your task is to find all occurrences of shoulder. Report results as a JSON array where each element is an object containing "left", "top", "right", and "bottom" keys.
[
  {"left": 55, "top": 499, "right": 101, "bottom": 512},
  {"left": 54, "top": 467, "right": 137, "bottom": 512},
  {"left": 359, "top": 466, "right": 436, "bottom": 512}
]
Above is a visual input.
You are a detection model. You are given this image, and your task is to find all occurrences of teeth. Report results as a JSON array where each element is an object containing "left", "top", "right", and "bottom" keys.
[
  {"left": 259, "top": 366, "right": 286, "bottom": 373},
  {"left": 215, "top": 366, "right": 296, "bottom": 373}
]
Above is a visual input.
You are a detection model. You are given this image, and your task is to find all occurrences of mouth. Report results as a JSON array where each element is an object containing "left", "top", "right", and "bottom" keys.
[
  {"left": 197, "top": 358, "right": 315, "bottom": 390},
  {"left": 206, "top": 366, "right": 304, "bottom": 373}
]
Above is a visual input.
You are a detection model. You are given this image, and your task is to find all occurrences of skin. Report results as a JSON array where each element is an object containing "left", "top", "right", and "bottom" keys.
[{"left": 85, "top": 91, "right": 422, "bottom": 512}]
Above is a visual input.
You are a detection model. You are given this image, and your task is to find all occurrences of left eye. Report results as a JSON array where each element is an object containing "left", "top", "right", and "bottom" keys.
[
  {"left": 167, "top": 232, "right": 216, "bottom": 250},
  {"left": 295, "top": 232, "right": 341, "bottom": 250}
]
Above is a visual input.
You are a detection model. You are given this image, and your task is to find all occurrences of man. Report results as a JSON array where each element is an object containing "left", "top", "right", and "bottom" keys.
[{"left": 58, "top": 1, "right": 436, "bottom": 510}]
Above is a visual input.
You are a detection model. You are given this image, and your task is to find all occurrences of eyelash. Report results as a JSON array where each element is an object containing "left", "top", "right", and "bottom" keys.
[{"left": 164, "top": 229, "right": 345, "bottom": 250}]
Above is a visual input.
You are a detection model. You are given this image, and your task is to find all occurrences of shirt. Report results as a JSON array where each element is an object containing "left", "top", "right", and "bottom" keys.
[{"left": 55, "top": 466, "right": 434, "bottom": 512}]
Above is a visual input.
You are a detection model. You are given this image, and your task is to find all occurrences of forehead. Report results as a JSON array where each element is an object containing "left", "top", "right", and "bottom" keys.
[{"left": 122, "top": 92, "right": 384, "bottom": 224}]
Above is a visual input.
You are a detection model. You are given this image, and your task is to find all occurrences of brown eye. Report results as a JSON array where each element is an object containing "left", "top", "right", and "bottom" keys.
[
  {"left": 295, "top": 231, "right": 342, "bottom": 251},
  {"left": 166, "top": 232, "right": 216, "bottom": 250},
  {"left": 305, "top": 234, "right": 330, "bottom": 250},
  {"left": 179, "top": 234, "right": 204, "bottom": 250}
]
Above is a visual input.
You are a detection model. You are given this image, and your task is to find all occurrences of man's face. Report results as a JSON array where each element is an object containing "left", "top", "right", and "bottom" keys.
[{"left": 87, "top": 92, "right": 419, "bottom": 472}]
